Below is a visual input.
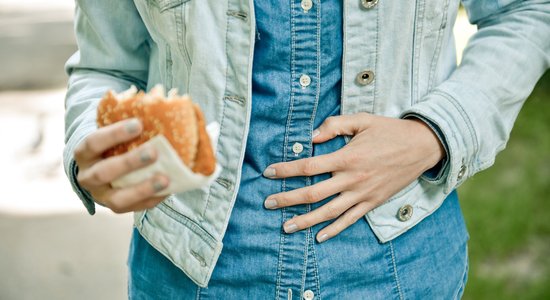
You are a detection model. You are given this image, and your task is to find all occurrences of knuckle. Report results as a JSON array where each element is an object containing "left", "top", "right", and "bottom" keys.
[
  {"left": 304, "top": 188, "right": 321, "bottom": 203},
  {"left": 324, "top": 116, "right": 337, "bottom": 128},
  {"left": 323, "top": 203, "right": 341, "bottom": 220},
  {"left": 302, "top": 159, "right": 317, "bottom": 176},
  {"left": 91, "top": 169, "right": 110, "bottom": 185},
  {"left": 84, "top": 137, "right": 101, "bottom": 156}
]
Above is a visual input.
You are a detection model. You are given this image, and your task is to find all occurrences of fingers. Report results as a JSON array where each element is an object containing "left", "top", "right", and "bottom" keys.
[
  {"left": 281, "top": 192, "right": 358, "bottom": 233},
  {"left": 280, "top": 192, "right": 377, "bottom": 243},
  {"left": 312, "top": 113, "right": 371, "bottom": 144},
  {"left": 264, "top": 174, "right": 349, "bottom": 209},
  {"left": 263, "top": 153, "right": 341, "bottom": 178},
  {"left": 74, "top": 118, "right": 143, "bottom": 163},
  {"left": 77, "top": 144, "right": 157, "bottom": 188},
  {"left": 315, "top": 201, "right": 374, "bottom": 243},
  {"left": 97, "top": 174, "right": 170, "bottom": 214}
]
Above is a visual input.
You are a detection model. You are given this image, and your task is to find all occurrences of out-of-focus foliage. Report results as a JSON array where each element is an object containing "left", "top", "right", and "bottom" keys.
[{"left": 460, "top": 71, "right": 550, "bottom": 299}]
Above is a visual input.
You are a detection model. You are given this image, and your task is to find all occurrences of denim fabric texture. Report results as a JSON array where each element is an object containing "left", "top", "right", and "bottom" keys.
[
  {"left": 64, "top": 0, "right": 550, "bottom": 288},
  {"left": 127, "top": 1, "right": 470, "bottom": 298}
]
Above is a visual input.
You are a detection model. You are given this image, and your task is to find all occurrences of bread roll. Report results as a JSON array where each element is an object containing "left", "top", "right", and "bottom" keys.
[{"left": 97, "top": 85, "right": 216, "bottom": 176}]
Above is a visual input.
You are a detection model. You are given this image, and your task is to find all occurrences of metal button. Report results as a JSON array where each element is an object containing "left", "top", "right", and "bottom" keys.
[
  {"left": 301, "top": 0, "right": 313, "bottom": 12},
  {"left": 303, "top": 290, "right": 315, "bottom": 300},
  {"left": 361, "top": 0, "right": 379, "bottom": 9},
  {"left": 457, "top": 165, "right": 467, "bottom": 181},
  {"left": 397, "top": 205, "right": 413, "bottom": 222},
  {"left": 299, "top": 74, "right": 311, "bottom": 88},
  {"left": 356, "top": 70, "right": 374, "bottom": 86},
  {"left": 292, "top": 142, "right": 304, "bottom": 154}
]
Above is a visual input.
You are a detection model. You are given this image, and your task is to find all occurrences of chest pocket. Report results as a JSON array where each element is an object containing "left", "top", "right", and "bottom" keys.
[
  {"left": 136, "top": 0, "right": 192, "bottom": 68},
  {"left": 423, "top": 0, "right": 452, "bottom": 33}
]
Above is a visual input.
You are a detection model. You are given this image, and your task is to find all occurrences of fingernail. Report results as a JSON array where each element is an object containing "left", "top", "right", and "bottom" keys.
[
  {"left": 284, "top": 222, "right": 298, "bottom": 234},
  {"left": 140, "top": 148, "right": 153, "bottom": 163},
  {"left": 264, "top": 198, "right": 278, "bottom": 209},
  {"left": 153, "top": 177, "right": 169, "bottom": 192},
  {"left": 317, "top": 233, "right": 329, "bottom": 243},
  {"left": 125, "top": 119, "right": 141, "bottom": 134},
  {"left": 263, "top": 167, "right": 276, "bottom": 178},
  {"left": 312, "top": 129, "right": 320, "bottom": 138}
]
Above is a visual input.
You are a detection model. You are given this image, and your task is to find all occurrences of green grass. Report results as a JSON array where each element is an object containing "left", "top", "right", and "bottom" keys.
[{"left": 459, "top": 70, "right": 550, "bottom": 299}]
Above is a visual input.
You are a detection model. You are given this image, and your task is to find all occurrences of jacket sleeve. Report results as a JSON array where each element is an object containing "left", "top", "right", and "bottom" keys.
[
  {"left": 63, "top": 0, "right": 151, "bottom": 214},
  {"left": 401, "top": 0, "right": 550, "bottom": 194}
]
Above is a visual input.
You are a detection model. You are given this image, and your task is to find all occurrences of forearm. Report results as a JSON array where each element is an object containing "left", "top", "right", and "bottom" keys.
[
  {"left": 64, "top": 0, "right": 151, "bottom": 213},
  {"left": 402, "top": 0, "right": 550, "bottom": 193}
]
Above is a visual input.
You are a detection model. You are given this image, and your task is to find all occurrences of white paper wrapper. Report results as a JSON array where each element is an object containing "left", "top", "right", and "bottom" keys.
[{"left": 111, "top": 122, "right": 222, "bottom": 196}]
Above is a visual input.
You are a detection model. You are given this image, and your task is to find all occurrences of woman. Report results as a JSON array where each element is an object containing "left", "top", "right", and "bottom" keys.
[{"left": 64, "top": 0, "right": 550, "bottom": 298}]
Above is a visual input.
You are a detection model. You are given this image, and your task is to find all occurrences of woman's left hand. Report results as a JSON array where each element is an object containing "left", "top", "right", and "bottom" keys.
[{"left": 263, "top": 112, "right": 445, "bottom": 243}]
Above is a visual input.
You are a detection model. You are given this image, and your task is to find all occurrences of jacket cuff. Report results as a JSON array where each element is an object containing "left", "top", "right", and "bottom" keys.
[
  {"left": 400, "top": 90, "right": 476, "bottom": 194},
  {"left": 63, "top": 123, "right": 97, "bottom": 215},
  {"left": 401, "top": 113, "right": 450, "bottom": 184}
]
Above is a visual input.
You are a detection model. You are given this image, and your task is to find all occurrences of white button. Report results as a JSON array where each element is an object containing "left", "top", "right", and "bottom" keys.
[
  {"left": 303, "top": 290, "right": 314, "bottom": 300},
  {"left": 301, "top": 0, "right": 313, "bottom": 12},
  {"left": 299, "top": 74, "right": 311, "bottom": 88},
  {"left": 292, "top": 142, "right": 304, "bottom": 154}
]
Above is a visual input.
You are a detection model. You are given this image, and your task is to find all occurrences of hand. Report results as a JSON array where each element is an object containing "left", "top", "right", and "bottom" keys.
[
  {"left": 263, "top": 113, "right": 445, "bottom": 243},
  {"left": 74, "top": 118, "right": 169, "bottom": 213}
]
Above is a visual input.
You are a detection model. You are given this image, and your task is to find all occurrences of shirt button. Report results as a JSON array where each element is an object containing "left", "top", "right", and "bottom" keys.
[
  {"left": 457, "top": 165, "right": 467, "bottom": 181},
  {"left": 356, "top": 70, "right": 374, "bottom": 86},
  {"left": 361, "top": 0, "right": 379, "bottom": 9},
  {"left": 301, "top": 0, "right": 313, "bottom": 12},
  {"left": 303, "top": 290, "right": 315, "bottom": 300},
  {"left": 397, "top": 204, "right": 413, "bottom": 222},
  {"left": 299, "top": 74, "right": 311, "bottom": 88},
  {"left": 292, "top": 142, "right": 304, "bottom": 154}
]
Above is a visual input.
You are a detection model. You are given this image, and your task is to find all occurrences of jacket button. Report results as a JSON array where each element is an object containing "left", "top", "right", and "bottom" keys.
[
  {"left": 397, "top": 205, "right": 413, "bottom": 222},
  {"left": 356, "top": 70, "right": 374, "bottom": 86},
  {"left": 457, "top": 164, "right": 467, "bottom": 181},
  {"left": 361, "top": 0, "right": 378, "bottom": 9}
]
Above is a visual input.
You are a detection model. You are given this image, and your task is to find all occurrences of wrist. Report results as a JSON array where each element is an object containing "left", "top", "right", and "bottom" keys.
[{"left": 407, "top": 118, "right": 446, "bottom": 171}]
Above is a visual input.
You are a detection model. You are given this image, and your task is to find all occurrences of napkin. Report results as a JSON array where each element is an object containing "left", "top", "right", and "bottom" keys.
[{"left": 111, "top": 122, "right": 222, "bottom": 196}]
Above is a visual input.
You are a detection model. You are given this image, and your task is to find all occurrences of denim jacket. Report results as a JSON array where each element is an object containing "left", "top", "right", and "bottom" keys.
[{"left": 64, "top": 0, "right": 550, "bottom": 287}]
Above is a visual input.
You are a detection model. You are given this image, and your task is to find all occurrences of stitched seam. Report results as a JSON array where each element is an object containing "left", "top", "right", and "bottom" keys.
[
  {"left": 201, "top": 5, "right": 231, "bottom": 218},
  {"left": 389, "top": 241, "right": 405, "bottom": 300},
  {"left": 431, "top": 90, "right": 479, "bottom": 155},
  {"left": 372, "top": 0, "right": 380, "bottom": 112},
  {"left": 276, "top": 208, "right": 287, "bottom": 300},
  {"left": 310, "top": 227, "right": 322, "bottom": 300},
  {"left": 411, "top": 0, "right": 426, "bottom": 105},
  {"left": 195, "top": 285, "right": 201, "bottom": 300},
  {"left": 427, "top": 0, "right": 450, "bottom": 91}
]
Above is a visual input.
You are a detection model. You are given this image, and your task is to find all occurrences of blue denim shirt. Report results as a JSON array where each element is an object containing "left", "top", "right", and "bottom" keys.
[
  {"left": 65, "top": 0, "right": 550, "bottom": 288},
  {"left": 127, "top": 1, "right": 469, "bottom": 298}
]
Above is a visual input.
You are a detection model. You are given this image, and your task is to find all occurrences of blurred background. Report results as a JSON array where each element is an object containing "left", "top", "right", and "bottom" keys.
[{"left": 0, "top": 1, "right": 548, "bottom": 299}]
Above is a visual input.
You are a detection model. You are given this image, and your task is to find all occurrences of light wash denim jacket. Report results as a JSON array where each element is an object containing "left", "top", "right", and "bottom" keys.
[{"left": 64, "top": 0, "right": 550, "bottom": 287}]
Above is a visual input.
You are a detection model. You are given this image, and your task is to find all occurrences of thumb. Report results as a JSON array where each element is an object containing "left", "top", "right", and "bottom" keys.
[{"left": 312, "top": 113, "right": 371, "bottom": 143}]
